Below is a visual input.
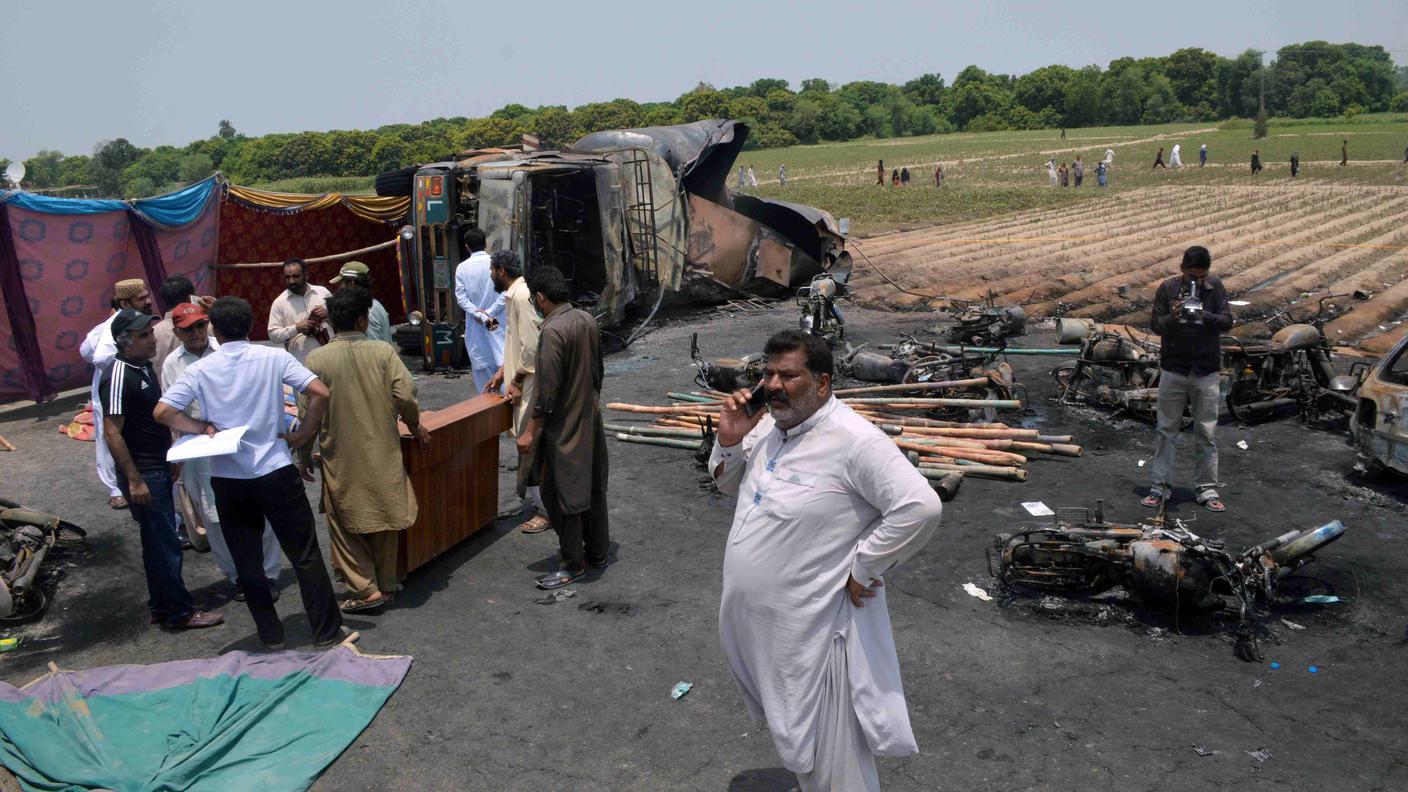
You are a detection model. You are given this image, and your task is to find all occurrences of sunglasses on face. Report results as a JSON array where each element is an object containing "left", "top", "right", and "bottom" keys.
[{"left": 177, "top": 320, "right": 209, "bottom": 332}]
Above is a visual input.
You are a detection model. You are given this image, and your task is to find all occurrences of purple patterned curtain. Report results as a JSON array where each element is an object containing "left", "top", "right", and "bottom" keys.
[{"left": 0, "top": 204, "right": 54, "bottom": 401}]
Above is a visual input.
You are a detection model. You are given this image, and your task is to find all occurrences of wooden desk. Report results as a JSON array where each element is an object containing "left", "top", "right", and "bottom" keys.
[{"left": 397, "top": 394, "right": 512, "bottom": 577}]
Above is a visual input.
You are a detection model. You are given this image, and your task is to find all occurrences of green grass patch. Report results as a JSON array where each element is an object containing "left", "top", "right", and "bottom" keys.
[{"left": 245, "top": 175, "right": 377, "bottom": 195}]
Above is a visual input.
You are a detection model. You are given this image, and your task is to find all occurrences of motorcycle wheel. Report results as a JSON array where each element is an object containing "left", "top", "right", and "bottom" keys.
[
  {"left": 1225, "top": 379, "right": 1263, "bottom": 423},
  {"left": 0, "top": 587, "right": 48, "bottom": 625},
  {"left": 1051, "top": 363, "right": 1079, "bottom": 400}
]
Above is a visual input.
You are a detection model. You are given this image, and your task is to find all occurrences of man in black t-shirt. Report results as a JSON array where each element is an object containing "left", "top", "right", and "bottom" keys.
[{"left": 100, "top": 309, "right": 223, "bottom": 631}]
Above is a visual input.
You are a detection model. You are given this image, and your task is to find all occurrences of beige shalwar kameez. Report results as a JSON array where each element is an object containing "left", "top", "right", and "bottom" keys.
[
  {"left": 306, "top": 332, "right": 420, "bottom": 599},
  {"left": 502, "top": 277, "right": 541, "bottom": 500}
]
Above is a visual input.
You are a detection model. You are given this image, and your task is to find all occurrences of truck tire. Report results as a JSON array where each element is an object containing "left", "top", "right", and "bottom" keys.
[{"left": 375, "top": 165, "right": 419, "bottom": 197}]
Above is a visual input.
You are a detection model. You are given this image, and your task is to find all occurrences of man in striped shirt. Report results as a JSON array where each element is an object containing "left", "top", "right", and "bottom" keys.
[{"left": 100, "top": 309, "right": 223, "bottom": 631}]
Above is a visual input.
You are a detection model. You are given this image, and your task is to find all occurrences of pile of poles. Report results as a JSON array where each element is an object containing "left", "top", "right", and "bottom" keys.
[{"left": 604, "top": 378, "right": 1082, "bottom": 500}]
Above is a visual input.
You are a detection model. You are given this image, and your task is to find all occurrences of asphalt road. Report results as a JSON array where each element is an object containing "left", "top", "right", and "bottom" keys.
[{"left": 2, "top": 305, "right": 1405, "bottom": 791}]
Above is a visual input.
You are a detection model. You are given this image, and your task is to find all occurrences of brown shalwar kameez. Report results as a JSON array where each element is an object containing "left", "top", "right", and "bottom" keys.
[
  {"left": 306, "top": 333, "right": 420, "bottom": 599},
  {"left": 530, "top": 303, "right": 609, "bottom": 572}
]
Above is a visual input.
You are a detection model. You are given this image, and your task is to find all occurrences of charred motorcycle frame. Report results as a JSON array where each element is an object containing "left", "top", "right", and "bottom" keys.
[
  {"left": 1051, "top": 319, "right": 1167, "bottom": 421},
  {"left": 989, "top": 500, "right": 1347, "bottom": 660}
]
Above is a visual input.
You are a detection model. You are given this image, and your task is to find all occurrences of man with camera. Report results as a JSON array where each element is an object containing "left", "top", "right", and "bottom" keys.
[{"left": 1144, "top": 246, "right": 1234, "bottom": 513}]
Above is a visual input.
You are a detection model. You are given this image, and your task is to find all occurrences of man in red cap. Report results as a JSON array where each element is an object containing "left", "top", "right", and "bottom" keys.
[{"left": 162, "top": 303, "right": 283, "bottom": 601}]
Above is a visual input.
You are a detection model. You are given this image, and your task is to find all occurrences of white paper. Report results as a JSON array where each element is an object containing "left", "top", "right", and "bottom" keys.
[
  {"left": 1228, "top": 300, "right": 1251, "bottom": 306},
  {"left": 168, "top": 426, "right": 248, "bottom": 462},
  {"left": 963, "top": 582, "right": 993, "bottom": 602},
  {"left": 1021, "top": 501, "right": 1055, "bottom": 516}
]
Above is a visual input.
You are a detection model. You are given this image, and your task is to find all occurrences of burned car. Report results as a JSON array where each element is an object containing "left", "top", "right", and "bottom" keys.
[
  {"left": 1352, "top": 332, "right": 1408, "bottom": 476},
  {"left": 389, "top": 120, "right": 848, "bottom": 366}
]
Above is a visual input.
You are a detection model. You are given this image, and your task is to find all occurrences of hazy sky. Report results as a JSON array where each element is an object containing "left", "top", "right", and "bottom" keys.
[{"left": 3, "top": 0, "right": 1404, "bottom": 160}]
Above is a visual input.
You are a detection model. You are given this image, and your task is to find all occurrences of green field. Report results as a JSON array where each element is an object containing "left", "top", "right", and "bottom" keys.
[{"left": 739, "top": 115, "right": 1408, "bottom": 235}]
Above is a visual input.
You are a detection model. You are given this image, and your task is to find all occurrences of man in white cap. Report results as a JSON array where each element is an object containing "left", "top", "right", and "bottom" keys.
[
  {"left": 81, "top": 278, "right": 153, "bottom": 510},
  {"left": 329, "top": 261, "right": 394, "bottom": 345}
]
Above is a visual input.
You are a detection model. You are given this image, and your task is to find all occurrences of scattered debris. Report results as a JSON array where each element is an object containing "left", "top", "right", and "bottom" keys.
[
  {"left": 1302, "top": 594, "right": 1342, "bottom": 604},
  {"left": 670, "top": 682, "right": 694, "bottom": 700},
  {"left": 1269, "top": 662, "right": 1281, "bottom": 670},
  {"left": 1253, "top": 678, "right": 1263, "bottom": 688},
  {"left": 1236, "top": 440, "right": 1250, "bottom": 450},
  {"left": 534, "top": 588, "right": 577, "bottom": 605},
  {"left": 0, "top": 636, "right": 21, "bottom": 652},
  {"left": 1246, "top": 748, "right": 1273, "bottom": 763},
  {"left": 1021, "top": 501, "right": 1054, "bottom": 517},
  {"left": 1281, "top": 618, "right": 1306, "bottom": 631},
  {"left": 963, "top": 583, "right": 993, "bottom": 602},
  {"left": 1137, "top": 459, "right": 1146, "bottom": 467},
  {"left": 1193, "top": 745, "right": 1218, "bottom": 757},
  {"left": 1307, "top": 665, "right": 1320, "bottom": 674}
]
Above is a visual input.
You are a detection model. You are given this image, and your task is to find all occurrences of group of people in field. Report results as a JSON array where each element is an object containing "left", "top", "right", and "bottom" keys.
[{"left": 875, "top": 160, "right": 944, "bottom": 187}]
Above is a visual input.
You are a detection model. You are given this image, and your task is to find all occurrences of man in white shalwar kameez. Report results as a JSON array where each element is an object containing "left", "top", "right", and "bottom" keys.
[
  {"left": 711, "top": 330, "right": 943, "bottom": 792},
  {"left": 452, "top": 226, "right": 505, "bottom": 393},
  {"left": 1170, "top": 144, "right": 1182, "bottom": 167},
  {"left": 81, "top": 278, "right": 154, "bottom": 509}
]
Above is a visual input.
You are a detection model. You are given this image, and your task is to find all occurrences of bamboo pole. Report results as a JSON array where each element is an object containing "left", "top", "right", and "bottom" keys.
[
  {"left": 843, "top": 397, "right": 1020, "bottom": 409},
  {"left": 832, "top": 378, "right": 988, "bottom": 396},
  {"left": 895, "top": 434, "right": 993, "bottom": 450},
  {"left": 612, "top": 434, "right": 703, "bottom": 451},
  {"left": 607, "top": 403, "right": 719, "bottom": 415},
  {"left": 918, "top": 461, "right": 1027, "bottom": 481},
  {"left": 666, "top": 392, "right": 720, "bottom": 404},
  {"left": 894, "top": 438, "right": 1025, "bottom": 466},
  {"left": 896, "top": 425, "right": 1040, "bottom": 439},
  {"left": 854, "top": 413, "right": 1007, "bottom": 428},
  {"left": 1036, "top": 435, "right": 1074, "bottom": 444},
  {"left": 606, "top": 423, "right": 706, "bottom": 438}
]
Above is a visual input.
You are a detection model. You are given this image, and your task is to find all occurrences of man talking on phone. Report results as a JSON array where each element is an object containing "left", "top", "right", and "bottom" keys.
[{"left": 710, "top": 330, "right": 943, "bottom": 792}]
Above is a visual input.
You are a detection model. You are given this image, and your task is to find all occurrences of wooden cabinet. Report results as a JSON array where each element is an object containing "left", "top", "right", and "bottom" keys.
[{"left": 397, "top": 395, "right": 512, "bottom": 577}]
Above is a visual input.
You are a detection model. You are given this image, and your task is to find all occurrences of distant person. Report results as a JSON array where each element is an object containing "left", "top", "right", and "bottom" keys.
[
  {"left": 1251, "top": 150, "right": 1263, "bottom": 175},
  {"left": 748, "top": 165, "right": 758, "bottom": 187},
  {"left": 1153, "top": 147, "right": 1167, "bottom": 169},
  {"left": 891, "top": 168, "right": 900, "bottom": 186},
  {"left": 1199, "top": 144, "right": 1208, "bottom": 167},
  {"left": 453, "top": 226, "right": 505, "bottom": 394},
  {"left": 1072, "top": 156, "right": 1085, "bottom": 187},
  {"left": 737, "top": 166, "right": 746, "bottom": 190},
  {"left": 1058, "top": 162, "right": 1069, "bottom": 187},
  {"left": 876, "top": 160, "right": 885, "bottom": 186},
  {"left": 1046, "top": 158, "right": 1058, "bottom": 186},
  {"left": 778, "top": 164, "right": 787, "bottom": 186},
  {"left": 900, "top": 167, "right": 910, "bottom": 185},
  {"left": 1290, "top": 151, "right": 1300, "bottom": 179},
  {"left": 267, "top": 259, "right": 331, "bottom": 366},
  {"left": 934, "top": 164, "right": 944, "bottom": 187},
  {"left": 1170, "top": 143, "right": 1182, "bottom": 168},
  {"left": 1060, "top": 127, "right": 1066, "bottom": 139},
  {"left": 1096, "top": 159, "right": 1109, "bottom": 188},
  {"left": 1340, "top": 139, "right": 1348, "bottom": 166}
]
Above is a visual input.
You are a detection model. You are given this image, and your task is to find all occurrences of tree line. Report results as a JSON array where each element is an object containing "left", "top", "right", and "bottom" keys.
[{"left": 5, "top": 41, "right": 1404, "bottom": 199}]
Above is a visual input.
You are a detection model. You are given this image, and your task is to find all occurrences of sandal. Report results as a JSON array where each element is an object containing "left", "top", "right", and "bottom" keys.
[
  {"left": 1140, "top": 492, "right": 1164, "bottom": 509},
  {"left": 339, "top": 595, "right": 387, "bottom": 613},
  {"left": 109, "top": 495, "right": 129, "bottom": 510},
  {"left": 1201, "top": 497, "right": 1226, "bottom": 513},
  {"left": 520, "top": 513, "right": 551, "bottom": 534},
  {"left": 535, "top": 569, "right": 585, "bottom": 590}
]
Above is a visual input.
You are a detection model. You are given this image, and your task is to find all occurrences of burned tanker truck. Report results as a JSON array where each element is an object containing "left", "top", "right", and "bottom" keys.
[{"left": 386, "top": 119, "right": 849, "bottom": 367}]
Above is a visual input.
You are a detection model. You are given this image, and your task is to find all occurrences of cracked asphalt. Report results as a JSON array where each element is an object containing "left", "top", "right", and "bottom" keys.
[{"left": 2, "top": 304, "right": 1406, "bottom": 791}]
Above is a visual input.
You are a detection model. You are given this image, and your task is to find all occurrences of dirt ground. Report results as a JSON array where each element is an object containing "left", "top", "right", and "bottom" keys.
[
  {"left": 849, "top": 184, "right": 1408, "bottom": 354},
  {"left": 2, "top": 304, "right": 1407, "bottom": 792}
]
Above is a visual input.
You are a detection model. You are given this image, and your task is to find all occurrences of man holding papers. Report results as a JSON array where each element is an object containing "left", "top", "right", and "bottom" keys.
[
  {"left": 99, "top": 309, "right": 224, "bottom": 631},
  {"left": 157, "top": 297, "right": 343, "bottom": 651},
  {"left": 161, "top": 303, "right": 283, "bottom": 600}
]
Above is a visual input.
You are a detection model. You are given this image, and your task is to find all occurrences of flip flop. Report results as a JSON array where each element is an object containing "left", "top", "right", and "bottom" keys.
[
  {"left": 520, "top": 513, "right": 551, "bottom": 534},
  {"left": 109, "top": 495, "right": 128, "bottom": 510},
  {"left": 1201, "top": 497, "right": 1226, "bottom": 513},
  {"left": 1139, "top": 493, "right": 1163, "bottom": 509},
  {"left": 339, "top": 595, "right": 387, "bottom": 613}
]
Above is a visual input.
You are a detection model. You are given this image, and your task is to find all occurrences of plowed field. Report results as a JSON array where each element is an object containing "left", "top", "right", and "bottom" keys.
[{"left": 848, "top": 184, "right": 1408, "bottom": 352}]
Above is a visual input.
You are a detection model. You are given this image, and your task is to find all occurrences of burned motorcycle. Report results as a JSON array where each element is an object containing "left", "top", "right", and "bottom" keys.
[
  {"left": 690, "top": 333, "right": 765, "bottom": 394},
  {"left": 1222, "top": 294, "right": 1362, "bottom": 425},
  {"left": 843, "top": 339, "right": 1019, "bottom": 422},
  {"left": 989, "top": 500, "right": 1347, "bottom": 661},
  {"left": 0, "top": 498, "right": 84, "bottom": 623},
  {"left": 944, "top": 297, "right": 1027, "bottom": 346},
  {"left": 1051, "top": 319, "right": 1167, "bottom": 422}
]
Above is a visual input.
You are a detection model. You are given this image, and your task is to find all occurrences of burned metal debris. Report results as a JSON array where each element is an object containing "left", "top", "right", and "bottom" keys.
[
  {"left": 989, "top": 500, "right": 1348, "bottom": 660},
  {"left": 1352, "top": 331, "right": 1408, "bottom": 476},
  {"left": 943, "top": 298, "right": 1027, "bottom": 347}
]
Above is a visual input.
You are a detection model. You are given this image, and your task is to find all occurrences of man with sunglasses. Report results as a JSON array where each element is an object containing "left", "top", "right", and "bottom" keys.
[{"left": 161, "top": 303, "right": 283, "bottom": 600}]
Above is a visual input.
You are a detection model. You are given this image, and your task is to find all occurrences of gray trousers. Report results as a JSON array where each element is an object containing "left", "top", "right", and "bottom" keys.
[{"left": 1151, "top": 369, "right": 1221, "bottom": 501}]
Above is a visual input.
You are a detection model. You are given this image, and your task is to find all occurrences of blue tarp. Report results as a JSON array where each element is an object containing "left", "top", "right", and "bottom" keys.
[{"left": 0, "top": 175, "right": 218, "bottom": 228}]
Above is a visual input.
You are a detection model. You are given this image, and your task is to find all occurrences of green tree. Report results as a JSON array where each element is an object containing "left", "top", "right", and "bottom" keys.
[
  {"left": 788, "top": 98, "right": 823, "bottom": 143},
  {"left": 572, "top": 99, "right": 645, "bottom": 136},
  {"left": 1164, "top": 48, "right": 1222, "bottom": 109},
  {"left": 22, "top": 150, "right": 65, "bottom": 188},
  {"left": 124, "top": 176, "right": 157, "bottom": 199},
  {"left": 93, "top": 138, "right": 144, "bottom": 196},
  {"left": 1063, "top": 66, "right": 1104, "bottom": 126},
  {"left": 678, "top": 89, "right": 731, "bottom": 122},
  {"left": 532, "top": 107, "right": 578, "bottom": 148},
  {"left": 748, "top": 78, "right": 789, "bottom": 97},
  {"left": 491, "top": 103, "right": 534, "bottom": 121},
  {"left": 458, "top": 117, "right": 524, "bottom": 150},
  {"left": 58, "top": 155, "right": 94, "bottom": 186},
  {"left": 728, "top": 96, "right": 769, "bottom": 126},
  {"left": 370, "top": 137, "right": 411, "bottom": 173},
  {"left": 218, "top": 119, "right": 237, "bottom": 140},
  {"left": 178, "top": 153, "right": 215, "bottom": 183},
  {"left": 1103, "top": 65, "right": 1148, "bottom": 125},
  {"left": 813, "top": 97, "right": 862, "bottom": 140},
  {"left": 902, "top": 73, "right": 945, "bottom": 106},
  {"left": 642, "top": 105, "right": 682, "bottom": 127},
  {"left": 1141, "top": 73, "right": 1183, "bottom": 123},
  {"left": 799, "top": 78, "right": 831, "bottom": 94},
  {"left": 1390, "top": 91, "right": 1408, "bottom": 112},
  {"left": 1013, "top": 65, "right": 1074, "bottom": 116},
  {"left": 323, "top": 130, "right": 378, "bottom": 175},
  {"left": 276, "top": 132, "right": 334, "bottom": 177}
]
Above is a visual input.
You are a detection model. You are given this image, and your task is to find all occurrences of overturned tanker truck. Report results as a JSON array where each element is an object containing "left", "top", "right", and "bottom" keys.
[{"left": 387, "top": 119, "right": 849, "bottom": 366}]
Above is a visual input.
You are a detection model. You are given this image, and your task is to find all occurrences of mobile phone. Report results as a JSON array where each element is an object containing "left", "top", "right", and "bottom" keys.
[{"left": 743, "top": 381, "right": 769, "bottom": 417}]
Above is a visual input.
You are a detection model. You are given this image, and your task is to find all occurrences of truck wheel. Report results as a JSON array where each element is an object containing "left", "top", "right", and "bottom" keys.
[{"left": 375, "top": 165, "right": 419, "bottom": 197}]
